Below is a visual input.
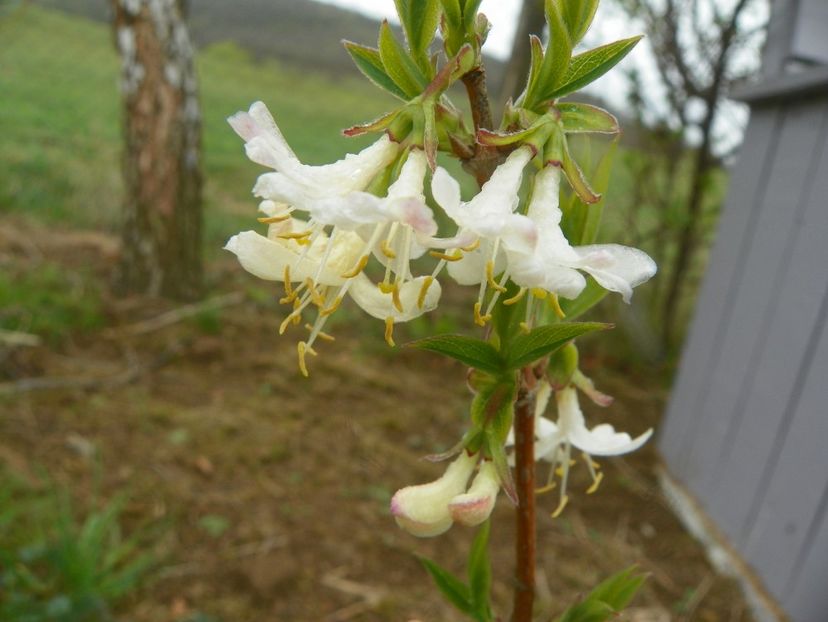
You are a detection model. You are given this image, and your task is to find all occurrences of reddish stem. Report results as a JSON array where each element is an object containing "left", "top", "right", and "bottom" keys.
[{"left": 511, "top": 381, "right": 536, "bottom": 622}]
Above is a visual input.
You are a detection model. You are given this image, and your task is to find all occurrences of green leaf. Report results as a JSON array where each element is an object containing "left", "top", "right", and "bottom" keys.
[
  {"left": 439, "top": 0, "right": 462, "bottom": 29},
  {"left": 419, "top": 557, "right": 474, "bottom": 615},
  {"left": 562, "top": 139, "right": 617, "bottom": 243},
  {"left": 343, "top": 41, "right": 409, "bottom": 100},
  {"left": 408, "top": 334, "right": 505, "bottom": 373},
  {"left": 556, "top": 0, "right": 599, "bottom": 45},
  {"left": 558, "top": 102, "right": 619, "bottom": 135},
  {"left": 470, "top": 375, "right": 516, "bottom": 440},
  {"left": 394, "top": 0, "right": 441, "bottom": 70},
  {"left": 559, "top": 277, "right": 608, "bottom": 320},
  {"left": 556, "top": 567, "right": 647, "bottom": 622},
  {"left": 506, "top": 323, "right": 608, "bottom": 369},
  {"left": 544, "top": 36, "right": 643, "bottom": 100},
  {"left": 378, "top": 20, "right": 428, "bottom": 97},
  {"left": 525, "top": 0, "right": 571, "bottom": 109},
  {"left": 467, "top": 521, "right": 493, "bottom": 621},
  {"left": 561, "top": 137, "right": 600, "bottom": 204},
  {"left": 461, "top": 0, "right": 484, "bottom": 31}
]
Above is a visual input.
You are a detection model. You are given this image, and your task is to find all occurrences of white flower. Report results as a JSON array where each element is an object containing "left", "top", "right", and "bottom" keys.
[
  {"left": 224, "top": 212, "right": 440, "bottom": 375},
  {"left": 509, "top": 166, "right": 657, "bottom": 303},
  {"left": 448, "top": 461, "right": 500, "bottom": 527},
  {"left": 391, "top": 451, "right": 478, "bottom": 537},
  {"left": 430, "top": 146, "right": 538, "bottom": 325},
  {"left": 507, "top": 381, "right": 652, "bottom": 517}
]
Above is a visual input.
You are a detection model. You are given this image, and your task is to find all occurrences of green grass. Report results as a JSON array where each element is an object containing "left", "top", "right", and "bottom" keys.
[{"left": 0, "top": 6, "right": 395, "bottom": 247}]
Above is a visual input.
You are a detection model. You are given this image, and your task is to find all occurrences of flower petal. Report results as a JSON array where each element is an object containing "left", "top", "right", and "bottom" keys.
[
  {"left": 348, "top": 275, "right": 441, "bottom": 321},
  {"left": 431, "top": 167, "right": 462, "bottom": 221},
  {"left": 569, "top": 424, "right": 653, "bottom": 456},
  {"left": 526, "top": 165, "right": 563, "bottom": 228},
  {"left": 572, "top": 244, "right": 657, "bottom": 303}
]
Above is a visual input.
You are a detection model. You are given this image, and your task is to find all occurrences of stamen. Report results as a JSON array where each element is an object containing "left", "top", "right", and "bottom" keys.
[
  {"left": 305, "top": 323, "right": 335, "bottom": 341},
  {"left": 305, "top": 278, "right": 326, "bottom": 307},
  {"left": 531, "top": 288, "right": 547, "bottom": 299},
  {"left": 549, "top": 293, "right": 566, "bottom": 319},
  {"left": 586, "top": 472, "right": 604, "bottom": 495},
  {"left": 473, "top": 302, "right": 491, "bottom": 327},
  {"left": 296, "top": 341, "right": 316, "bottom": 377},
  {"left": 535, "top": 483, "right": 557, "bottom": 495},
  {"left": 429, "top": 250, "right": 464, "bottom": 262},
  {"left": 320, "top": 296, "right": 343, "bottom": 317},
  {"left": 504, "top": 288, "right": 527, "bottom": 306},
  {"left": 279, "top": 314, "right": 296, "bottom": 335},
  {"left": 486, "top": 261, "right": 507, "bottom": 293},
  {"left": 283, "top": 266, "right": 293, "bottom": 296},
  {"left": 380, "top": 239, "right": 397, "bottom": 259},
  {"left": 258, "top": 213, "right": 292, "bottom": 224},
  {"left": 384, "top": 317, "right": 396, "bottom": 347},
  {"left": 277, "top": 230, "right": 312, "bottom": 240},
  {"left": 551, "top": 494, "right": 569, "bottom": 518},
  {"left": 341, "top": 254, "right": 369, "bottom": 278},
  {"left": 391, "top": 283, "right": 403, "bottom": 313},
  {"left": 461, "top": 238, "right": 481, "bottom": 252},
  {"left": 417, "top": 276, "right": 434, "bottom": 309}
]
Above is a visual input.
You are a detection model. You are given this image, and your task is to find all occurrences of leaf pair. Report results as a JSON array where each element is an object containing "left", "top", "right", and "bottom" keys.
[
  {"left": 410, "top": 323, "right": 607, "bottom": 374},
  {"left": 556, "top": 567, "right": 647, "bottom": 622},
  {"left": 420, "top": 521, "right": 493, "bottom": 622}
]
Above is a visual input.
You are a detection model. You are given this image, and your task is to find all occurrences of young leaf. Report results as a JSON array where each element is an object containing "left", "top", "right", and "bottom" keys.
[
  {"left": 558, "top": 102, "right": 619, "bottom": 135},
  {"left": 467, "top": 521, "right": 493, "bottom": 621},
  {"left": 506, "top": 322, "right": 608, "bottom": 369},
  {"left": 419, "top": 557, "right": 474, "bottom": 615},
  {"left": 556, "top": 0, "right": 599, "bottom": 45},
  {"left": 439, "top": 0, "right": 462, "bottom": 29},
  {"left": 343, "top": 41, "right": 409, "bottom": 101},
  {"left": 561, "top": 137, "right": 601, "bottom": 204},
  {"left": 407, "top": 334, "right": 505, "bottom": 374},
  {"left": 544, "top": 36, "right": 643, "bottom": 100},
  {"left": 525, "top": 0, "right": 571, "bottom": 109},
  {"left": 394, "top": 0, "right": 441, "bottom": 70},
  {"left": 556, "top": 567, "right": 647, "bottom": 622},
  {"left": 462, "top": 0, "right": 484, "bottom": 31},
  {"left": 378, "top": 20, "right": 428, "bottom": 98}
]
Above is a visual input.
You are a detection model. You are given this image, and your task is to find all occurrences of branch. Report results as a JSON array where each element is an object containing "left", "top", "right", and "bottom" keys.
[
  {"left": 460, "top": 67, "right": 502, "bottom": 186},
  {"left": 511, "top": 380, "right": 537, "bottom": 622}
]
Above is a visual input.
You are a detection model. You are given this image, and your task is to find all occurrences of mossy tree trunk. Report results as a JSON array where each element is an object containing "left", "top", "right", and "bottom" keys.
[{"left": 111, "top": 0, "right": 203, "bottom": 301}]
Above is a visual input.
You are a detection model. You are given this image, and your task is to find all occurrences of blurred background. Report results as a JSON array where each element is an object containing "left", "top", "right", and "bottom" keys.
[{"left": 0, "top": 0, "right": 800, "bottom": 620}]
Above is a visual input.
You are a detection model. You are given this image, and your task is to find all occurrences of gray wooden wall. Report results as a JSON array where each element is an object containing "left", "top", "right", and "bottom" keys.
[{"left": 658, "top": 86, "right": 828, "bottom": 621}]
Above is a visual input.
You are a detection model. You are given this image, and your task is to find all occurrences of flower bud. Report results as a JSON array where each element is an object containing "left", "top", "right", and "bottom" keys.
[
  {"left": 390, "top": 451, "right": 477, "bottom": 537},
  {"left": 448, "top": 461, "right": 500, "bottom": 527}
]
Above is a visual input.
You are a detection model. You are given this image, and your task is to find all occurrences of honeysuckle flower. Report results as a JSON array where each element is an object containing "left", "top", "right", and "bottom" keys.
[
  {"left": 430, "top": 146, "right": 538, "bottom": 325},
  {"left": 447, "top": 460, "right": 500, "bottom": 527},
  {"left": 507, "top": 380, "right": 652, "bottom": 518},
  {"left": 391, "top": 451, "right": 478, "bottom": 537},
  {"left": 224, "top": 212, "right": 440, "bottom": 375},
  {"left": 508, "top": 165, "right": 656, "bottom": 306}
]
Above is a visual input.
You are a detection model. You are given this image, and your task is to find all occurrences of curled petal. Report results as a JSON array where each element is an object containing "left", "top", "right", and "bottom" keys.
[
  {"left": 431, "top": 167, "right": 462, "bottom": 218},
  {"left": 573, "top": 244, "right": 657, "bottom": 304},
  {"left": 569, "top": 423, "right": 653, "bottom": 457},
  {"left": 348, "top": 275, "right": 441, "bottom": 321},
  {"left": 390, "top": 452, "right": 477, "bottom": 537},
  {"left": 449, "top": 462, "right": 500, "bottom": 527}
]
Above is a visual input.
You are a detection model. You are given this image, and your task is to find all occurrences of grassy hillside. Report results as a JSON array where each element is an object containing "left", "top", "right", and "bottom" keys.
[{"left": 0, "top": 6, "right": 395, "bottom": 246}]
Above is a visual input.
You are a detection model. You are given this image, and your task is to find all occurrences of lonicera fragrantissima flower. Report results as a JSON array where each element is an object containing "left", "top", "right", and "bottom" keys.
[{"left": 391, "top": 451, "right": 502, "bottom": 537}]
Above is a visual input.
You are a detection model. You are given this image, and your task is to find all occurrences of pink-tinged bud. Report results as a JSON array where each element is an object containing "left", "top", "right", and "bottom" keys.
[
  {"left": 572, "top": 370, "right": 614, "bottom": 407},
  {"left": 390, "top": 452, "right": 477, "bottom": 537},
  {"left": 448, "top": 461, "right": 500, "bottom": 527}
]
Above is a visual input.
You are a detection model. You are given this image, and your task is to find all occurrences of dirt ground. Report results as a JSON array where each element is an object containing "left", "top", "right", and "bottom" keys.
[{"left": 0, "top": 219, "right": 753, "bottom": 622}]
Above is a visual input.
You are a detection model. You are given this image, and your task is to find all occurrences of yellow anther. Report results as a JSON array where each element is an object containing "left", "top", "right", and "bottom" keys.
[
  {"left": 485, "top": 261, "right": 507, "bottom": 293},
  {"left": 473, "top": 302, "right": 491, "bottom": 327},
  {"left": 279, "top": 292, "right": 298, "bottom": 305},
  {"left": 391, "top": 285, "right": 403, "bottom": 313},
  {"left": 504, "top": 288, "right": 527, "bottom": 306},
  {"left": 320, "top": 296, "right": 343, "bottom": 317},
  {"left": 531, "top": 288, "right": 547, "bottom": 299},
  {"left": 305, "top": 279, "right": 325, "bottom": 307},
  {"left": 304, "top": 324, "right": 335, "bottom": 342},
  {"left": 283, "top": 266, "right": 293, "bottom": 296},
  {"left": 293, "top": 297, "right": 303, "bottom": 311},
  {"left": 417, "top": 276, "right": 434, "bottom": 309},
  {"left": 341, "top": 255, "right": 369, "bottom": 278},
  {"left": 258, "top": 213, "right": 291, "bottom": 223},
  {"left": 586, "top": 471, "right": 604, "bottom": 495},
  {"left": 429, "top": 250, "right": 464, "bottom": 262},
  {"left": 461, "top": 239, "right": 481, "bottom": 252},
  {"left": 297, "top": 341, "right": 310, "bottom": 377},
  {"left": 384, "top": 317, "right": 396, "bottom": 347},
  {"left": 549, "top": 293, "right": 566, "bottom": 319},
  {"left": 551, "top": 495, "right": 570, "bottom": 518},
  {"left": 519, "top": 321, "right": 531, "bottom": 334},
  {"left": 378, "top": 281, "right": 395, "bottom": 294},
  {"left": 380, "top": 239, "right": 397, "bottom": 259},
  {"left": 295, "top": 237, "right": 312, "bottom": 246},
  {"left": 535, "top": 483, "right": 557, "bottom": 495},
  {"left": 279, "top": 314, "right": 295, "bottom": 335},
  {"left": 277, "top": 230, "right": 312, "bottom": 240}
]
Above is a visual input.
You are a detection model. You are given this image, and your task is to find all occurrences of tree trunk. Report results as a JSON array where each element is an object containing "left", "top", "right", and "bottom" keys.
[
  {"left": 111, "top": 0, "right": 203, "bottom": 301},
  {"left": 499, "top": 0, "right": 546, "bottom": 102}
]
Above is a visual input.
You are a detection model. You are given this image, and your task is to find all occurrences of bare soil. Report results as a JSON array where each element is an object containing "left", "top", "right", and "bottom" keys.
[{"left": 0, "top": 219, "right": 752, "bottom": 622}]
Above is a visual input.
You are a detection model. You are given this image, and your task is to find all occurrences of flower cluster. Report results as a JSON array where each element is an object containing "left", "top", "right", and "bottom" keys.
[
  {"left": 225, "top": 102, "right": 656, "bottom": 376},
  {"left": 391, "top": 375, "right": 653, "bottom": 536}
]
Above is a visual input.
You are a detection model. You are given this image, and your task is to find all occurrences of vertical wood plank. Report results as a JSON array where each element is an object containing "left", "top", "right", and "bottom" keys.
[
  {"left": 784, "top": 483, "right": 828, "bottom": 622},
  {"left": 704, "top": 103, "right": 828, "bottom": 543},
  {"left": 658, "top": 106, "right": 781, "bottom": 474}
]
